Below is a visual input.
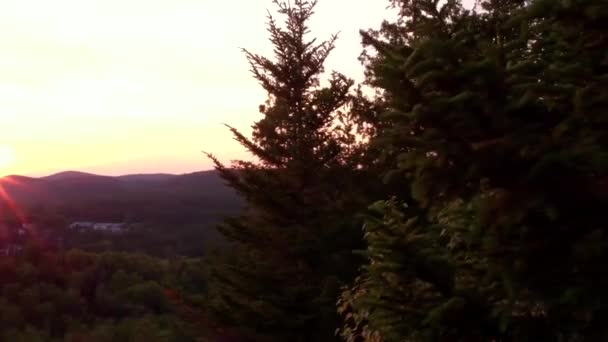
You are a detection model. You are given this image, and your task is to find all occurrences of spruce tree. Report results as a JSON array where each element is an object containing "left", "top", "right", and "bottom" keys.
[
  {"left": 205, "top": 1, "right": 372, "bottom": 340},
  {"left": 339, "top": 0, "right": 608, "bottom": 340}
]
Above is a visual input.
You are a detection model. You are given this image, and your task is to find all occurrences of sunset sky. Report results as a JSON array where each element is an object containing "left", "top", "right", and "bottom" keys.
[{"left": 0, "top": 0, "right": 397, "bottom": 177}]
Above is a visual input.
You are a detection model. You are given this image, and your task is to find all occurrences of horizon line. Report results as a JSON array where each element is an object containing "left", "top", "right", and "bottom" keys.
[{"left": 1, "top": 168, "right": 217, "bottom": 179}]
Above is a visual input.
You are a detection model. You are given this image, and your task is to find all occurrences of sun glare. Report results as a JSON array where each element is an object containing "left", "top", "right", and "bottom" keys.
[{"left": 0, "top": 146, "right": 15, "bottom": 170}]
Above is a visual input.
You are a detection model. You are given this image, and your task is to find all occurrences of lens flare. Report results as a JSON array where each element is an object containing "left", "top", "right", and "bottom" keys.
[{"left": 0, "top": 177, "right": 27, "bottom": 224}]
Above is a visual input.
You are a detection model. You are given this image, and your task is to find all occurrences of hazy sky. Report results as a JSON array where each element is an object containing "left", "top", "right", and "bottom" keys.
[{"left": 0, "top": 0, "right": 398, "bottom": 176}]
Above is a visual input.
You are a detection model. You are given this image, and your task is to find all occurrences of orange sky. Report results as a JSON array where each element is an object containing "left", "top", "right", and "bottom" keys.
[
  {"left": 0, "top": 0, "right": 399, "bottom": 177},
  {"left": 1, "top": 1, "right": 475, "bottom": 177}
]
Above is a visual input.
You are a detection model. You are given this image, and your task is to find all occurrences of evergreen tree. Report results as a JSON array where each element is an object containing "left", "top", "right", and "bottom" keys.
[
  {"left": 206, "top": 1, "right": 374, "bottom": 340},
  {"left": 339, "top": 0, "right": 608, "bottom": 340}
]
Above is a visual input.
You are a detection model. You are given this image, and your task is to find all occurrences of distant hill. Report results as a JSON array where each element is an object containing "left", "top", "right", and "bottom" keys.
[
  {"left": 0, "top": 170, "right": 241, "bottom": 225},
  {"left": 41, "top": 171, "right": 107, "bottom": 181},
  {"left": 117, "top": 173, "right": 175, "bottom": 182},
  {"left": 1, "top": 175, "right": 39, "bottom": 183}
]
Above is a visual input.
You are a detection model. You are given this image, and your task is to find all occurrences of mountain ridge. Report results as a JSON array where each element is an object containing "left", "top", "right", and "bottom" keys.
[{"left": 0, "top": 169, "right": 240, "bottom": 224}]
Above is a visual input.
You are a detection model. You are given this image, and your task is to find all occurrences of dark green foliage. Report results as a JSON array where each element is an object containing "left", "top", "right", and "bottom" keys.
[
  {"left": 0, "top": 248, "right": 209, "bottom": 341},
  {"left": 205, "top": 0, "right": 376, "bottom": 340},
  {"left": 340, "top": 0, "right": 608, "bottom": 341}
]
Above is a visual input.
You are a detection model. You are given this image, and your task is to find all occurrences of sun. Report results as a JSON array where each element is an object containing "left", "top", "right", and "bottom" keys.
[{"left": 0, "top": 146, "right": 16, "bottom": 170}]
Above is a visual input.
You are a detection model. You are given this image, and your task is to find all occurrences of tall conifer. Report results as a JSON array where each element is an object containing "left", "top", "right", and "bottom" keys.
[{"left": 206, "top": 1, "right": 371, "bottom": 340}]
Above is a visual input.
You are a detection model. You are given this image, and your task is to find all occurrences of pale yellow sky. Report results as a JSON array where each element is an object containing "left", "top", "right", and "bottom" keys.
[{"left": 0, "top": 0, "right": 401, "bottom": 176}]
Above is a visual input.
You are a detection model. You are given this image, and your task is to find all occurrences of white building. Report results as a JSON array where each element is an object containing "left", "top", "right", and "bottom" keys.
[{"left": 69, "top": 222, "right": 126, "bottom": 233}]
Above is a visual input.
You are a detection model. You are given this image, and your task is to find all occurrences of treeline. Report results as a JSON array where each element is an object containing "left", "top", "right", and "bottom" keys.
[
  {"left": 204, "top": 0, "right": 608, "bottom": 341},
  {"left": 0, "top": 210, "right": 226, "bottom": 258},
  {"left": 63, "top": 223, "right": 225, "bottom": 258},
  {"left": 19, "top": 191, "right": 240, "bottom": 226}
]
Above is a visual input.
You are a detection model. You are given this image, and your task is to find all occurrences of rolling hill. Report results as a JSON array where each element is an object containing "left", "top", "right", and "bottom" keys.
[{"left": 0, "top": 170, "right": 242, "bottom": 225}]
